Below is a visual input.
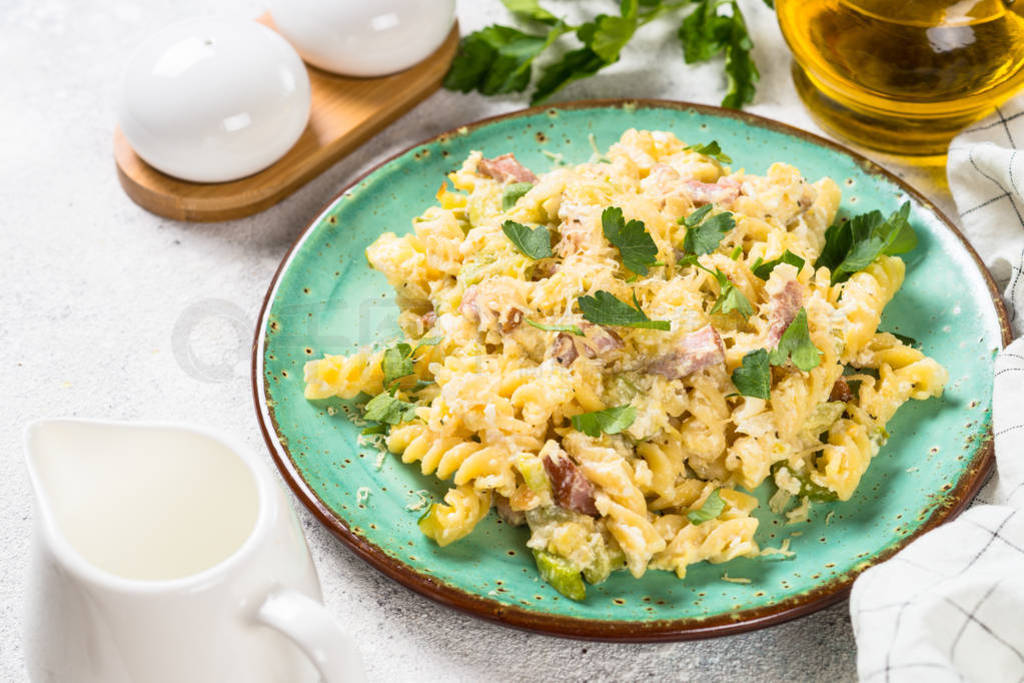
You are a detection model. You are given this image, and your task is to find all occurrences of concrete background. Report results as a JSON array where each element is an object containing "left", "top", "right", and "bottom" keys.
[{"left": 1, "top": 1, "right": 955, "bottom": 679}]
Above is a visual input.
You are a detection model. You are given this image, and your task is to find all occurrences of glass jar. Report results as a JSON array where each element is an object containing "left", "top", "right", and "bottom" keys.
[{"left": 777, "top": 0, "right": 1024, "bottom": 156}]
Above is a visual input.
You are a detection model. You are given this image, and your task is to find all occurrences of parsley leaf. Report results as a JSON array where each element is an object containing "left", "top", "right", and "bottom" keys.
[
  {"left": 502, "top": 182, "right": 534, "bottom": 210},
  {"left": 888, "top": 331, "right": 920, "bottom": 348},
  {"left": 531, "top": 0, "right": 642, "bottom": 104},
  {"left": 680, "top": 205, "right": 736, "bottom": 255},
  {"left": 681, "top": 203, "right": 713, "bottom": 228},
  {"left": 688, "top": 489, "right": 725, "bottom": 524},
  {"left": 684, "top": 140, "right": 732, "bottom": 164},
  {"left": 578, "top": 290, "right": 671, "bottom": 330},
  {"left": 502, "top": 0, "right": 559, "bottom": 25},
  {"left": 711, "top": 272, "right": 753, "bottom": 318},
  {"left": 380, "top": 337, "right": 442, "bottom": 388},
  {"left": 677, "top": 254, "right": 752, "bottom": 319},
  {"left": 768, "top": 308, "right": 821, "bottom": 371},
  {"left": 381, "top": 343, "right": 415, "bottom": 388},
  {"left": 526, "top": 319, "right": 584, "bottom": 336},
  {"left": 751, "top": 250, "right": 806, "bottom": 280},
  {"left": 571, "top": 404, "right": 637, "bottom": 437},
  {"left": 502, "top": 220, "right": 552, "bottom": 259},
  {"left": 445, "top": 0, "right": 763, "bottom": 110},
  {"left": 678, "top": 0, "right": 760, "bottom": 109},
  {"left": 363, "top": 393, "right": 417, "bottom": 425},
  {"left": 732, "top": 348, "right": 771, "bottom": 399},
  {"left": 444, "top": 23, "right": 568, "bottom": 97},
  {"left": 602, "top": 206, "right": 659, "bottom": 275},
  {"left": 816, "top": 201, "right": 916, "bottom": 285}
]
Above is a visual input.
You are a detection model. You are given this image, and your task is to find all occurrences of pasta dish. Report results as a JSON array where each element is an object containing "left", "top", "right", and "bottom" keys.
[{"left": 303, "top": 130, "right": 947, "bottom": 599}]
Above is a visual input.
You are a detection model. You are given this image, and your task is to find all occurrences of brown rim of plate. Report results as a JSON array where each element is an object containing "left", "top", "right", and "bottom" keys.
[{"left": 251, "top": 98, "right": 1013, "bottom": 642}]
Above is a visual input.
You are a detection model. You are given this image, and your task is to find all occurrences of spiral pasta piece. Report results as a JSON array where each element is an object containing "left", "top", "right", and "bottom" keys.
[
  {"left": 418, "top": 485, "right": 492, "bottom": 547},
  {"left": 303, "top": 350, "right": 385, "bottom": 400}
]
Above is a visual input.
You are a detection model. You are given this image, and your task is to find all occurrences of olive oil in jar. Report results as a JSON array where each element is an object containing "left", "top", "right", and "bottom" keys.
[{"left": 776, "top": 0, "right": 1024, "bottom": 155}]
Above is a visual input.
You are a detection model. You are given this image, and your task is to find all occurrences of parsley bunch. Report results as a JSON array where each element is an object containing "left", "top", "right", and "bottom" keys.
[{"left": 444, "top": 0, "right": 771, "bottom": 109}]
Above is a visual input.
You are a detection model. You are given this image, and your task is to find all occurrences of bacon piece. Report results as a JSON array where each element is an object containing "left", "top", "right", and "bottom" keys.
[
  {"left": 647, "top": 325, "right": 725, "bottom": 380},
  {"left": 766, "top": 280, "right": 803, "bottom": 347},
  {"left": 685, "top": 178, "right": 740, "bottom": 207},
  {"left": 421, "top": 310, "right": 437, "bottom": 329},
  {"left": 542, "top": 454, "right": 598, "bottom": 517},
  {"left": 829, "top": 377, "right": 853, "bottom": 403},
  {"left": 551, "top": 333, "right": 579, "bottom": 367},
  {"left": 477, "top": 153, "right": 538, "bottom": 184}
]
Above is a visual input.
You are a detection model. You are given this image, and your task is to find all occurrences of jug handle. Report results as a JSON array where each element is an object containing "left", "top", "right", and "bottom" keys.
[{"left": 256, "top": 587, "right": 366, "bottom": 683}]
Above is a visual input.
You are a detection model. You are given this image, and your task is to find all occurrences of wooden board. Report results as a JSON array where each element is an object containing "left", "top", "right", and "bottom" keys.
[{"left": 114, "top": 16, "right": 460, "bottom": 222}]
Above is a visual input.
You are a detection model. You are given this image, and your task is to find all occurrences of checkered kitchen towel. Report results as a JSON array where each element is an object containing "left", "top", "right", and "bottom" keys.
[{"left": 849, "top": 100, "right": 1024, "bottom": 681}]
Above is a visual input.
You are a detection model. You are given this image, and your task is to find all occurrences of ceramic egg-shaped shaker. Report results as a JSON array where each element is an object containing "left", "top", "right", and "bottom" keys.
[
  {"left": 118, "top": 18, "right": 311, "bottom": 183},
  {"left": 269, "top": 0, "right": 456, "bottom": 77}
]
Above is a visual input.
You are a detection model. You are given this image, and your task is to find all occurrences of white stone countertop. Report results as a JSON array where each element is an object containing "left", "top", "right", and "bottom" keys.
[{"left": 1, "top": 1, "right": 957, "bottom": 680}]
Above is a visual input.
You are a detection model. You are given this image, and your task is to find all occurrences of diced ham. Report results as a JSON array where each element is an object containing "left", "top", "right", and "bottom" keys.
[
  {"left": 647, "top": 325, "right": 725, "bottom": 380},
  {"left": 477, "top": 153, "right": 538, "bottom": 184},
  {"left": 542, "top": 454, "right": 598, "bottom": 517},
  {"left": 581, "top": 323, "right": 623, "bottom": 355},
  {"left": 494, "top": 495, "right": 526, "bottom": 526},
  {"left": 766, "top": 280, "right": 803, "bottom": 347},
  {"left": 829, "top": 377, "right": 853, "bottom": 403},
  {"left": 685, "top": 178, "right": 740, "bottom": 207},
  {"left": 554, "top": 216, "right": 589, "bottom": 257},
  {"left": 459, "top": 286, "right": 479, "bottom": 322},
  {"left": 500, "top": 307, "right": 523, "bottom": 333},
  {"left": 551, "top": 333, "right": 579, "bottom": 367}
]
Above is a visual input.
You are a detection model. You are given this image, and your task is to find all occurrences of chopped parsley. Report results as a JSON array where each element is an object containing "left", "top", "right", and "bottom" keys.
[
  {"left": 816, "top": 201, "right": 916, "bottom": 285},
  {"left": 769, "top": 308, "right": 821, "bottom": 371},
  {"left": 571, "top": 404, "right": 637, "bottom": 437},
  {"left": 751, "top": 250, "right": 806, "bottom": 280},
  {"left": 363, "top": 393, "right": 417, "bottom": 425},
  {"left": 578, "top": 290, "right": 671, "bottom": 330},
  {"left": 688, "top": 489, "right": 725, "bottom": 524},
  {"left": 526, "top": 319, "right": 584, "bottom": 336},
  {"left": 380, "top": 337, "right": 442, "bottom": 389},
  {"left": 502, "top": 182, "right": 534, "bottom": 210},
  {"left": 731, "top": 348, "right": 771, "bottom": 399},
  {"left": 680, "top": 204, "right": 736, "bottom": 256},
  {"left": 678, "top": 254, "right": 752, "bottom": 319},
  {"left": 502, "top": 219, "right": 552, "bottom": 259},
  {"left": 684, "top": 140, "right": 732, "bottom": 164},
  {"left": 602, "top": 206, "right": 659, "bottom": 275}
]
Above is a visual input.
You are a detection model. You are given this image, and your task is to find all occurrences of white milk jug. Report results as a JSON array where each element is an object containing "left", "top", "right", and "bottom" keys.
[{"left": 23, "top": 419, "right": 364, "bottom": 683}]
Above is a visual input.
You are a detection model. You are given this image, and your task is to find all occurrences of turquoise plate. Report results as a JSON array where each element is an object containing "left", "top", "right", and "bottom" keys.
[{"left": 253, "top": 100, "right": 1011, "bottom": 640}]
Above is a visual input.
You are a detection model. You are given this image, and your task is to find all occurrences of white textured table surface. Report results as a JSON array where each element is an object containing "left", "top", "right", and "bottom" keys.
[{"left": 1, "top": 1, "right": 955, "bottom": 680}]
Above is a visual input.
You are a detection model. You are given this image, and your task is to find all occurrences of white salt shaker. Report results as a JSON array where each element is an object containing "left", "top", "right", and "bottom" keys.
[{"left": 269, "top": 0, "right": 456, "bottom": 77}]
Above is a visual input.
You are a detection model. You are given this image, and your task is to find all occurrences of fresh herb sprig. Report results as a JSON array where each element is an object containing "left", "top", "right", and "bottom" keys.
[
  {"left": 572, "top": 404, "right": 637, "bottom": 437},
  {"left": 578, "top": 290, "right": 671, "bottom": 330},
  {"left": 730, "top": 307, "right": 821, "bottom": 399},
  {"left": 444, "top": 0, "right": 768, "bottom": 108},
  {"left": 602, "top": 206, "right": 659, "bottom": 275},
  {"left": 678, "top": 254, "right": 752, "bottom": 319},
  {"left": 502, "top": 220, "right": 552, "bottom": 259},
  {"left": 816, "top": 202, "right": 916, "bottom": 285},
  {"left": 688, "top": 489, "right": 726, "bottom": 524},
  {"left": 680, "top": 204, "right": 736, "bottom": 256},
  {"left": 684, "top": 140, "right": 732, "bottom": 164},
  {"left": 751, "top": 250, "right": 805, "bottom": 280}
]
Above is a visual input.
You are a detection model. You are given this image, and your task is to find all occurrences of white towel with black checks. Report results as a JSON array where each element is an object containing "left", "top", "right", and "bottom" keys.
[{"left": 850, "top": 101, "right": 1024, "bottom": 682}]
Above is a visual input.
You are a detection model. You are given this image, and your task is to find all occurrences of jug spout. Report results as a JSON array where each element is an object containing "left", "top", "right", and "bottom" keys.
[{"left": 25, "top": 419, "right": 261, "bottom": 583}]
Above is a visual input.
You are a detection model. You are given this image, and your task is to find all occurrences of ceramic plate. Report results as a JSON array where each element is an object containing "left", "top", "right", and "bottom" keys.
[{"left": 253, "top": 100, "right": 1011, "bottom": 640}]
